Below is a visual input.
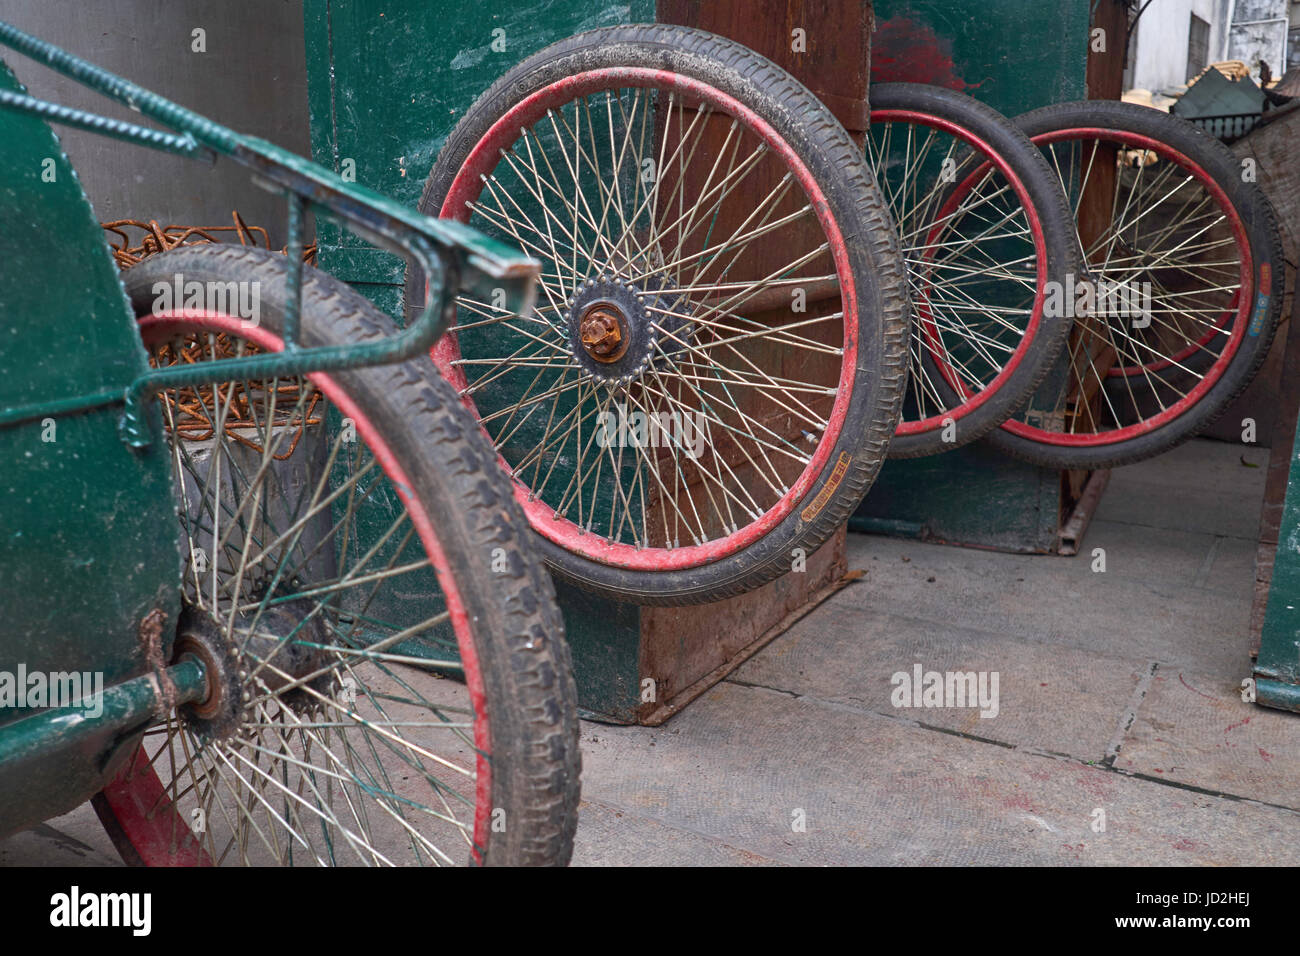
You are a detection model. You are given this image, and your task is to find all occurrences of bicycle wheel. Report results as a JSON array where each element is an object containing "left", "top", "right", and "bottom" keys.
[
  {"left": 92, "top": 245, "right": 580, "bottom": 866},
  {"left": 983, "top": 100, "right": 1285, "bottom": 469},
  {"left": 404, "top": 24, "right": 909, "bottom": 605},
  {"left": 867, "top": 83, "right": 1080, "bottom": 457}
]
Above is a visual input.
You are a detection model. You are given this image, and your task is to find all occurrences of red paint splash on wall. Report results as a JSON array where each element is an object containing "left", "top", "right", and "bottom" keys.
[{"left": 872, "top": 16, "right": 969, "bottom": 90}]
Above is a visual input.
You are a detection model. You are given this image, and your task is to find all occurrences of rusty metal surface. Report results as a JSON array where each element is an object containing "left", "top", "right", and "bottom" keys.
[{"left": 1057, "top": 469, "right": 1111, "bottom": 556}]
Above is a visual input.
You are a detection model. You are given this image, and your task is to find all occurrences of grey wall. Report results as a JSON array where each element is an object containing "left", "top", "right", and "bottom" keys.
[
  {"left": 0, "top": 0, "right": 311, "bottom": 244},
  {"left": 1129, "top": 0, "right": 1231, "bottom": 93}
]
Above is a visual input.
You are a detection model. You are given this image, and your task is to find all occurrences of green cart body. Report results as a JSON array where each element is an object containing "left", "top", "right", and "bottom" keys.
[{"left": 0, "top": 21, "right": 536, "bottom": 837}]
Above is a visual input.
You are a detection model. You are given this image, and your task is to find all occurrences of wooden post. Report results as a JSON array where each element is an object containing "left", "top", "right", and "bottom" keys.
[
  {"left": 658, "top": 0, "right": 872, "bottom": 143},
  {"left": 1235, "top": 102, "right": 1300, "bottom": 657}
]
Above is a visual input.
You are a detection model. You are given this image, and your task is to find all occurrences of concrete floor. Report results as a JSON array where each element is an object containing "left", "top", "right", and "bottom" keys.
[
  {"left": 5, "top": 438, "right": 1297, "bottom": 866},
  {"left": 567, "top": 437, "right": 1300, "bottom": 865}
]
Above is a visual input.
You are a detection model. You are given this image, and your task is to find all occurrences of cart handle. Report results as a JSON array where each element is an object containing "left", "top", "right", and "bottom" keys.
[{"left": 0, "top": 19, "right": 539, "bottom": 447}]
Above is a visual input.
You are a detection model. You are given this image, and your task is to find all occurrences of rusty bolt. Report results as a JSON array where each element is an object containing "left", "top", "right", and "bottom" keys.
[{"left": 580, "top": 306, "right": 627, "bottom": 362}]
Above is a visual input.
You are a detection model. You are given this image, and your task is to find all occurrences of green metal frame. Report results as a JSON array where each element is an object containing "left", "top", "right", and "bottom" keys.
[{"left": 0, "top": 19, "right": 539, "bottom": 446}]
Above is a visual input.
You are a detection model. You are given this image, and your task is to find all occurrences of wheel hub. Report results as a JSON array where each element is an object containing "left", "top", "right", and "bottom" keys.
[
  {"left": 567, "top": 276, "right": 655, "bottom": 385},
  {"left": 566, "top": 275, "right": 691, "bottom": 385},
  {"left": 172, "top": 598, "right": 333, "bottom": 742}
]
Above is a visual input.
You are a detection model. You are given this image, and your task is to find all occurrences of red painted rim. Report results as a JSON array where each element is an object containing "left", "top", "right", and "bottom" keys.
[
  {"left": 436, "top": 67, "right": 858, "bottom": 571},
  {"left": 103, "top": 310, "right": 494, "bottom": 865},
  {"left": 1000, "top": 128, "right": 1254, "bottom": 446},
  {"left": 871, "top": 108, "right": 1049, "bottom": 435},
  {"left": 96, "top": 745, "right": 211, "bottom": 866}
]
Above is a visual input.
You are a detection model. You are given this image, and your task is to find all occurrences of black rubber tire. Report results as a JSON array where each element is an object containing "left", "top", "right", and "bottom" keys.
[
  {"left": 121, "top": 245, "right": 580, "bottom": 866},
  {"left": 982, "top": 100, "right": 1286, "bottom": 470},
  {"left": 404, "top": 23, "right": 910, "bottom": 605},
  {"left": 869, "top": 83, "right": 1082, "bottom": 458}
]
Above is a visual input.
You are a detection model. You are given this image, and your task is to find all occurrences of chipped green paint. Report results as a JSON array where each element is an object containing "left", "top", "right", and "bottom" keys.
[
  {"left": 1256, "top": 435, "right": 1300, "bottom": 712},
  {"left": 0, "top": 55, "right": 182, "bottom": 713},
  {"left": 0, "top": 54, "right": 183, "bottom": 831}
]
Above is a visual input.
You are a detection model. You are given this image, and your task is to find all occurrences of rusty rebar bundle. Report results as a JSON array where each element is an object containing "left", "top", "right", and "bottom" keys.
[
  {"left": 102, "top": 210, "right": 316, "bottom": 268},
  {"left": 105, "top": 211, "right": 321, "bottom": 457}
]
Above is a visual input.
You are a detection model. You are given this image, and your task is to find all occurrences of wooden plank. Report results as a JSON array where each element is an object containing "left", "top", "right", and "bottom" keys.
[
  {"left": 1087, "top": 0, "right": 1128, "bottom": 103},
  {"left": 642, "top": 0, "right": 870, "bottom": 548},
  {"left": 1050, "top": 0, "right": 1128, "bottom": 511},
  {"left": 639, "top": 526, "right": 847, "bottom": 723},
  {"left": 658, "top": 0, "right": 872, "bottom": 137},
  {"left": 1069, "top": 0, "right": 1126, "bottom": 435}
]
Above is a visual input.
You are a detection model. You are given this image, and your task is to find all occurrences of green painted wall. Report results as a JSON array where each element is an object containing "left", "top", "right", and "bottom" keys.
[
  {"left": 303, "top": 0, "right": 654, "bottom": 315},
  {"left": 871, "top": 0, "right": 1090, "bottom": 115}
]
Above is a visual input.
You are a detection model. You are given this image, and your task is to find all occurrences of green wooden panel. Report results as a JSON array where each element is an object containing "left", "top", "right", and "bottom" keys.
[
  {"left": 303, "top": 0, "right": 654, "bottom": 297},
  {"left": 872, "top": 0, "right": 1090, "bottom": 116},
  {"left": 553, "top": 578, "right": 644, "bottom": 722},
  {"left": 301, "top": 1, "right": 655, "bottom": 666},
  {"left": 1257, "top": 417, "right": 1300, "bottom": 711},
  {"left": 851, "top": 441, "right": 1061, "bottom": 552}
]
